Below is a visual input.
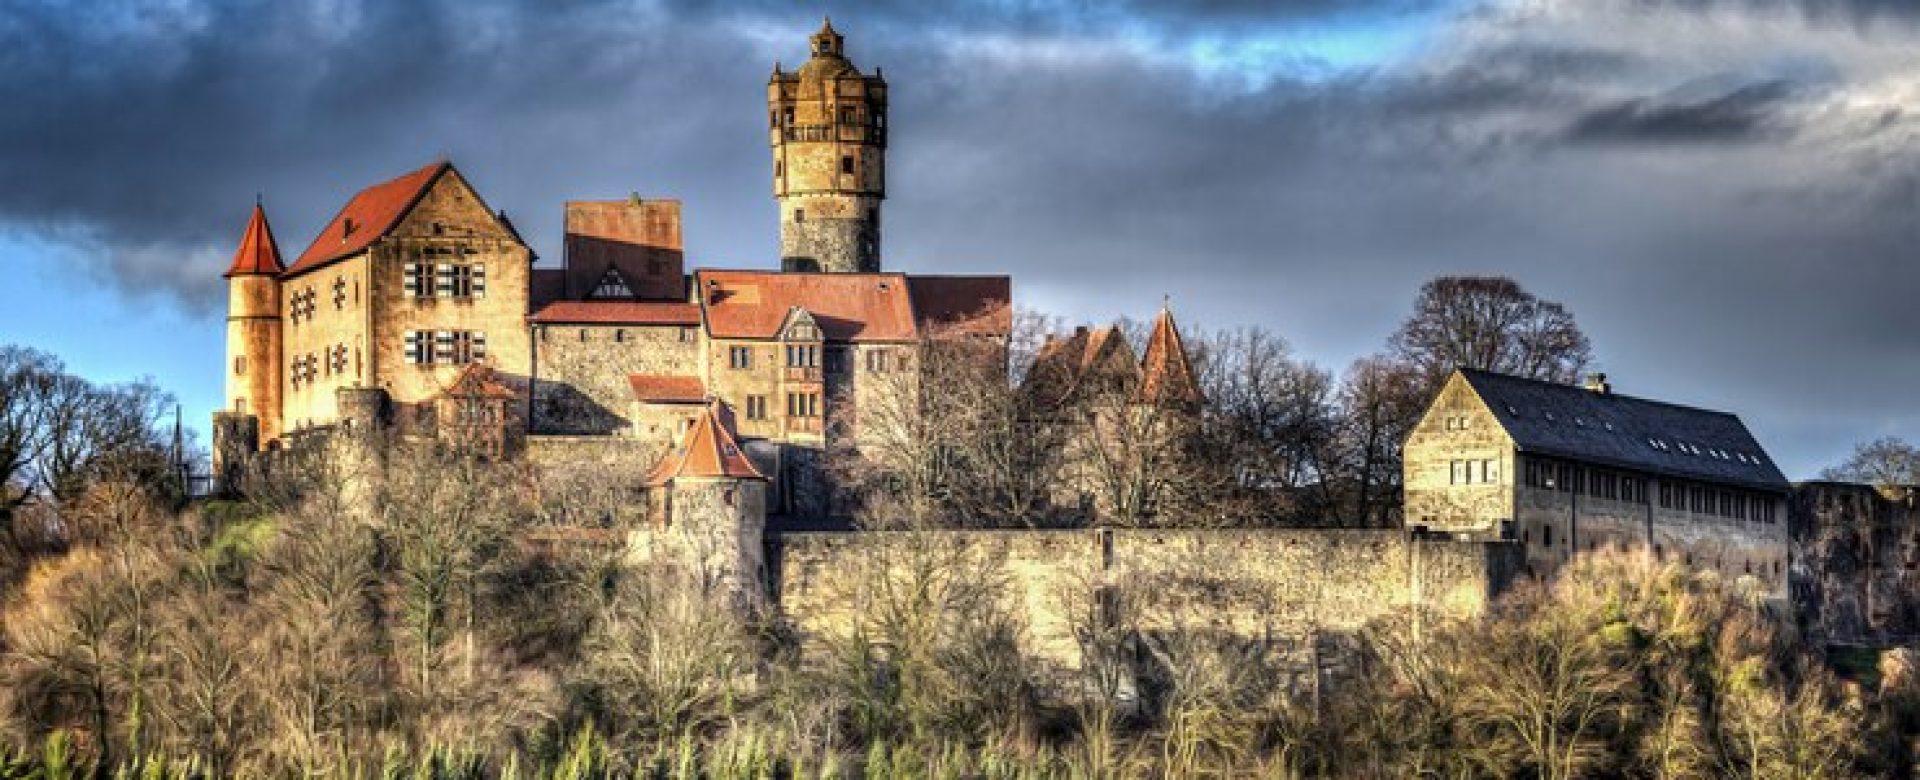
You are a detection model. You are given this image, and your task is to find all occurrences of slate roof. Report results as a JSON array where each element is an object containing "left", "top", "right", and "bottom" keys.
[
  {"left": 224, "top": 203, "right": 285, "bottom": 277},
  {"left": 1459, "top": 369, "right": 1789, "bottom": 493},
  {"left": 286, "top": 161, "right": 449, "bottom": 276},
  {"left": 644, "top": 402, "right": 765, "bottom": 485}
]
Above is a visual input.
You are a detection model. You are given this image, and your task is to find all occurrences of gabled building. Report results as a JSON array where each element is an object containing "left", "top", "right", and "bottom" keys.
[{"left": 1404, "top": 369, "right": 1790, "bottom": 598}]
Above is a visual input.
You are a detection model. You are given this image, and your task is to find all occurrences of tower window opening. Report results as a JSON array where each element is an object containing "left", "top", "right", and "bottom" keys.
[
  {"left": 794, "top": 209, "right": 805, "bottom": 223},
  {"left": 841, "top": 156, "right": 854, "bottom": 175}
]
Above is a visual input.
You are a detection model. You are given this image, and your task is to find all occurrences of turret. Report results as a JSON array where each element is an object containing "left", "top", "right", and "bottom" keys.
[
  {"left": 218, "top": 202, "right": 286, "bottom": 449},
  {"left": 645, "top": 401, "right": 770, "bottom": 611},
  {"left": 769, "top": 17, "right": 888, "bottom": 273}
]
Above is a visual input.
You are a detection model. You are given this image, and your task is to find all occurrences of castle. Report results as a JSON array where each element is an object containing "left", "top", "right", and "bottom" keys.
[{"left": 213, "top": 20, "right": 1814, "bottom": 686}]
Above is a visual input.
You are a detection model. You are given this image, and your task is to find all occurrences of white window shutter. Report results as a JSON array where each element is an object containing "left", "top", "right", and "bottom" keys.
[
  {"left": 471, "top": 332, "right": 487, "bottom": 360},
  {"left": 404, "top": 331, "right": 421, "bottom": 364},
  {"left": 435, "top": 330, "right": 454, "bottom": 363},
  {"left": 471, "top": 264, "right": 487, "bottom": 298},
  {"left": 403, "top": 263, "right": 419, "bottom": 297}
]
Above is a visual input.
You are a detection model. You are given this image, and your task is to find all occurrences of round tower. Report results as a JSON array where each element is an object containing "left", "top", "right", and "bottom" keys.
[
  {"left": 220, "top": 202, "right": 285, "bottom": 448},
  {"left": 769, "top": 18, "right": 887, "bottom": 273}
]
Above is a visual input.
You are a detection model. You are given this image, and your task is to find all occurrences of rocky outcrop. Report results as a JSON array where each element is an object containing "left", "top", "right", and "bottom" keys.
[{"left": 1791, "top": 482, "right": 1920, "bottom": 644}]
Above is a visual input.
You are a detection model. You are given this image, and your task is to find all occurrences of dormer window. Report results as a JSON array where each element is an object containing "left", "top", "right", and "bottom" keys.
[{"left": 592, "top": 268, "right": 635, "bottom": 299}]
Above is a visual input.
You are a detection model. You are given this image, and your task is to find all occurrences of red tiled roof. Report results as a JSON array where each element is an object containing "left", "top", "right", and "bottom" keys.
[
  {"left": 696, "top": 270, "right": 918, "bottom": 342},
  {"left": 907, "top": 275, "right": 1012, "bottom": 337},
  {"left": 442, "top": 363, "right": 519, "bottom": 400},
  {"left": 224, "top": 203, "right": 285, "bottom": 277},
  {"left": 1137, "top": 306, "right": 1202, "bottom": 408},
  {"left": 285, "top": 161, "right": 449, "bottom": 276},
  {"left": 628, "top": 374, "right": 706, "bottom": 404},
  {"left": 645, "top": 401, "right": 766, "bottom": 485},
  {"left": 529, "top": 300, "right": 702, "bottom": 325}
]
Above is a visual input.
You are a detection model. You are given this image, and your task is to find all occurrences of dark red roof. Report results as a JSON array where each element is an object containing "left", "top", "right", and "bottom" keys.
[
  {"left": 628, "top": 375, "right": 707, "bottom": 404},
  {"left": 223, "top": 203, "right": 285, "bottom": 277},
  {"left": 285, "top": 161, "right": 448, "bottom": 276},
  {"left": 907, "top": 275, "right": 1012, "bottom": 336},
  {"left": 1136, "top": 306, "right": 1202, "bottom": 408},
  {"left": 645, "top": 401, "right": 766, "bottom": 485},
  {"left": 529, "top": 301, "right": 703, "bottom": 325},
  {"left": 696, "top": 270, "right": 918, "bottom": 342}
]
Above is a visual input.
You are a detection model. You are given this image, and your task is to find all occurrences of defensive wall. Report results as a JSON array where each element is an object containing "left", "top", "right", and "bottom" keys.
[{"left": 767, "top": 528, "right": 1525, "bottom": 691}]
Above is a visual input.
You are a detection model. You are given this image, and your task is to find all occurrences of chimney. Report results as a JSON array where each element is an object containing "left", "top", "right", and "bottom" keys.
[{"left": 1585, "top": 373, "right": 1611, "bottom": 395}]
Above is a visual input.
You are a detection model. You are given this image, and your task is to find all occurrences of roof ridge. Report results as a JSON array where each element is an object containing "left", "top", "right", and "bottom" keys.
[{"left": 1459, "top": 368, "right": 1741, "bottom": 419}]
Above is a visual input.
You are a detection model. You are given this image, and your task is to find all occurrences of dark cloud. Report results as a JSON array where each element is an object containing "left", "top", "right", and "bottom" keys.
[
  {"left": 1564, "top": 81, "right": 1797, "bottom": 143},
  {"left": 0, "top": 0, "right": 1917, "bottom": 476}
]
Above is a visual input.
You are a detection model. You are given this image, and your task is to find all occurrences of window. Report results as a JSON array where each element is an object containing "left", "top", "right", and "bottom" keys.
[
  {"left": 1480, "top": 459, "right": 1499, "bottom": 484},
  {"left": 1450, "top": 460, "right": 1467, "bottom": 485},
  {"left": 592, "top": 268, "right": 634, "bottom": 299},
  {"left": 403, "top": 262, "right": 432, "bottom": 298},
  {"left": 746, "top": 395, "right": 768, "bottom": 420},
  {"left": 794, "top": 209, "right": 805, "bottom": 223},
  {"left": 786, "top": 392, "right": 820, "bottom": 418},
  {"left": 234, "top": 356, "right": 247, "bottom": 376},
  {"left": 680, "top": 327, "right": 697, "bottom": 343},
  {"left": 333, "top": 277, "right": 348, "bottom": 309},
  {"left": 866, "top": 349, "right": 890, "bottom": 373},
  {"left": 841, "top": 155, "right": 854, "bottom": 175},
  {"left": 614, "top": 329, "right": 626, "bottom": 344},
  {"left": 775, "top": 160, "right": 784, "bottom": 178},
  {"left": 786, "top": 344, "right": 818, "bottom": 368},
  {"left": 1542, "top": 524, "right": 1553, "bottom": 547},
  {"left": 730, "top": 346, "right": 753, "bottom": 369},
  {"left": 405, "top": 330, "right": 486, "bottom": 365},
  {"left": 839, "top": 106, "right": 855, "bottom": 125}
]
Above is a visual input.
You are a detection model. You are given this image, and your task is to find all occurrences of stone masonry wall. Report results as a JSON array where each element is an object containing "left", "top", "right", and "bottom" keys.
[
  {"left": 530, "top": 324, "right": 700, "bottom": 435},
  {"left": 772, "top": 528, "right": 1522, "bottom": 689},
  {"left": 1792, "top": 482, "right": 1920, "bottom": 644}
]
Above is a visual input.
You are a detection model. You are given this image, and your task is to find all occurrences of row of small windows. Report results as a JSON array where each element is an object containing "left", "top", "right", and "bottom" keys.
[
  {"left": 1522, "top": 458, "right": 1776, "bottom": 522},
  {"left": 1658, "top": 482, "right": 1779, "bottom": 523},
  {"left": 403, "top": 262, "right": 487, "bottom": 299},
  {"left": 1496, "top": 404, "right": 1766, "bottom": 469},
  {"left": 786, "top": 392, "right": 820, "bottom": 418},
  {"left": 1441, "top": 415, "right": 1472, "bottom": 431},
  {"left": 403, "top": 330, "right": 488, "bottom": 365},
  {"left": 769, "top": 106, "right": 885, "bottom": 129},
  {"left": 1522, "top": 525, "right": 1785, "bottom": 580},
  {"left": 543, "top": 327, "right": 697, "bottom": 344},
  {"left": 1448, "top": 459, "right": 1499, "bottom": 485},
  {"left": 1522, "top": 460, "right": 1648, "bottom": 504},
  {"left": 288, "top": 345, "right": 355, "bottom": 388}
]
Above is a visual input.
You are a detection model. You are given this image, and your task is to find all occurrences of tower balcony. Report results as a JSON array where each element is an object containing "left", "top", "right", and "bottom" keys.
[{"left": 776, "top": 124, "right": 886, "bottom": 145}]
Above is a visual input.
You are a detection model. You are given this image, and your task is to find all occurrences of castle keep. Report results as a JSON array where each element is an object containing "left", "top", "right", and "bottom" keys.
[{"left": 212, "top": 20, "right": 1809, "bottom": 682}]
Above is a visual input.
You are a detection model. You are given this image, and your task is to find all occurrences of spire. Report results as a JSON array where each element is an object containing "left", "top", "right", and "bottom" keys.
[
  {"left": 224, "top": 202, "right": 285, "bottom": 278},
  {"left": 645, "top": 401, "right": 766, "bottom": 486},
  {"left": 1136, "top": 302, "right": 1203, "bottom": 409}
]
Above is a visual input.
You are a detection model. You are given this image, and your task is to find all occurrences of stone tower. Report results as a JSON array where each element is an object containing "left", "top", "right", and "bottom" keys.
[
  {"left": 219, "top": 202, "right": 285, "bottom": 447},
  {"left": 645, "top": 401, "right": 770, "bottom": 610},
  {"left": 769, "top": 18, "right": 887, "bottom": 273}
]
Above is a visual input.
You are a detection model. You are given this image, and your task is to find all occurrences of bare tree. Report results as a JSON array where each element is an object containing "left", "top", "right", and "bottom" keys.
[
  {"left": 1327, "top": 356, "right": 1427, "bottom": 527},
  {"left": 1387, "top": 276, "right": 1593, "bottom": 387},
  {"left": 1190, "top": 327, "right": 1339, "bottom": 522},
  {"left": 1821, "top": 436, "right": 1920, "bottom": 499}
]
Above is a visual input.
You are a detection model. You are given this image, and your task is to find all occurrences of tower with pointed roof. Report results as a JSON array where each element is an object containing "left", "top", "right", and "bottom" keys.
[
  {"left": 769, "top": 18, "right": 888, "bottom": 273},
  {"left": 221, "top": 202, "right": 287, "bottom": 446},
  {"left": 646, "top": 400, "right": 770, "bottom": 608}
]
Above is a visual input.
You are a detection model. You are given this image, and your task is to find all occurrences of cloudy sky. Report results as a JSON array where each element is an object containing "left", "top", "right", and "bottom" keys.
[{"left": 2, "top": 0, "right": 1916, "bottom": 477}]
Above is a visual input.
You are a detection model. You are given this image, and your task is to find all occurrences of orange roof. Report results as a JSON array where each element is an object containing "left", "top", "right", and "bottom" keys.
[
  {"left": 628, "top": 374, "right": 706, "bottom": 404},
  {"left": 908, "top": 275, "right": 1012, "bottom": 336},
  {"left": 1136, "top": 305, "right": 1202, "bottom": 408},
  {"left": 442, "top": 363, "right": 519, "bottom": 400},
  {"left": 696, "top": 270, "right": 918, "bottom": 342},
  {"left": 224, "top": 203, "right": 285, "bottom": 277},
  {"left": 285, "top": 161, "right": 449, "bottom": 276},
  {"left": 529, "top": 300, "right": 702, "bottom": 325},
  {"left": 645, "top": 401, "right": 765, "bottom": 485}
]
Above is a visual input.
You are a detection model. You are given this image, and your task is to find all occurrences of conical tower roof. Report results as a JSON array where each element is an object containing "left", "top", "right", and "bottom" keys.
[
  {"left": 645, "top": 401, "right": 766, "bottom": 486},
  {"left": 223, "top": 202, "right": 285, "bottom": 278},
  {"left": 1136, "top": 302, "right": 1203, "bottom": 408}
]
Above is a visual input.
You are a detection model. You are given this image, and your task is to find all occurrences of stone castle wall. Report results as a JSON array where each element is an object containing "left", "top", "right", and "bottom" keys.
[
  {"left": 1792, "top": 482, "right": 1920, "bottom": 644},
  {"left": 770, "top": 528, "right": 1523, "bottom": 686},
  {"left": 530, "top": 324, "right": 700, "bottom": 435}
]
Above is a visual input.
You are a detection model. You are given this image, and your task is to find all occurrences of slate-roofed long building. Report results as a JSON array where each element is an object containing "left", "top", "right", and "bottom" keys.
[{"left": 1404, "top": 369, "right": 1790, "bottom": 599}]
